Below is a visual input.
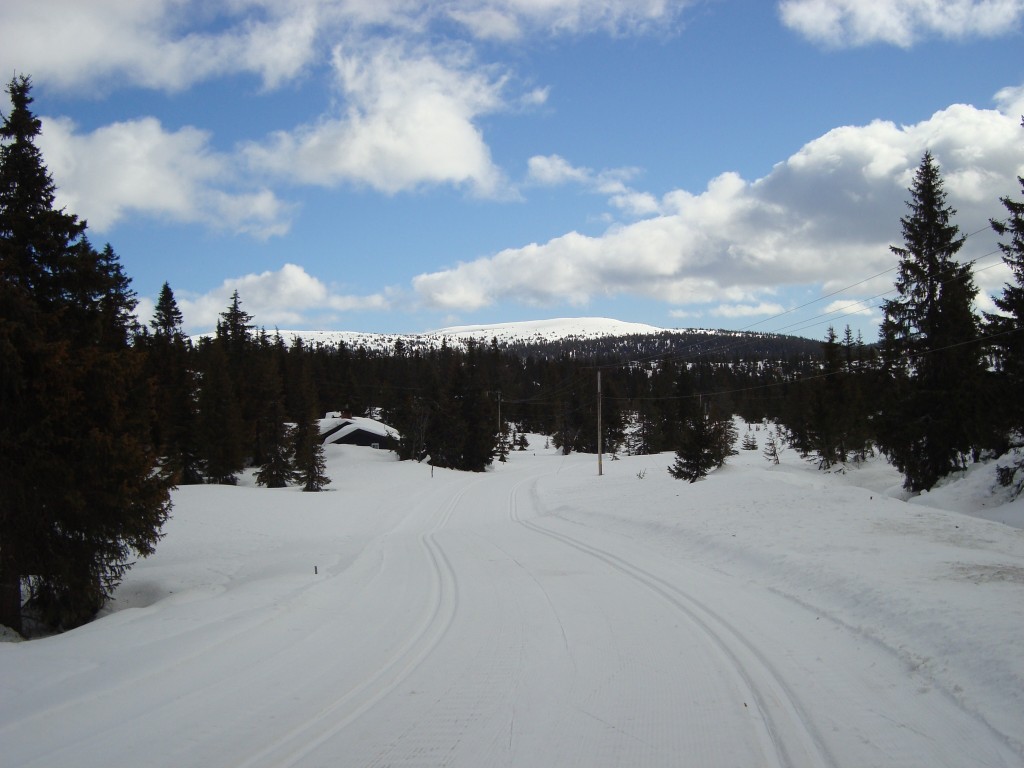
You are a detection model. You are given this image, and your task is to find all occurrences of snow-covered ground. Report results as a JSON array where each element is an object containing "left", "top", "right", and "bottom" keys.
[{"left": 2, "top": 433, "right": 1023, "bottom": 767}]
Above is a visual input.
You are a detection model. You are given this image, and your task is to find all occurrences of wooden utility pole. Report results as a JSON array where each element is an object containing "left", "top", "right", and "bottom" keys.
[
  {"left": 597, "top": 369, "right": 603, "bottom": 476},
  {"left": 486, "top": 390, "right": 502, "bottom": 433}
]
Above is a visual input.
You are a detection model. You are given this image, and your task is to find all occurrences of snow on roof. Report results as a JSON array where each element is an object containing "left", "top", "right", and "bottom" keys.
[{"left": 319, "top": 415, "right": 398, "bottom": 441}]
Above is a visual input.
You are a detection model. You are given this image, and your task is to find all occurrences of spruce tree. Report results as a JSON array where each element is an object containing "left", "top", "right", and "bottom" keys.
[
  {"left": 987, "top": 144, "right": 1024, "bottom": 492},
  {"left": 763, "top": 430, "right": 782, "bottom": 465},
  {"left": 668, "top": 400, "right": 737, "bottom": 483},
  {"left": 215, "top": 290, "right": 259, "bottom": 462},
  {"left": 217, "top": 289, "right": 254, "bottom": 360},
  {"left": 152, "top": 281, "right": 185, "bottom": 339},
  {"left": 988, "top": 160, "right": 1024, "bottom": 437},
  {"left": 254, "top": 347, "right": 295, "bottom": 488},
  {"left": 196, "top": 340, "right": 246, "bottom": 484},
  {"left": 0, "top": 76, "right": 171, "bottom": 632},
  {"left": 256, "top": 404, "right": 296, "bottom": 488},
  {"left": 290, "top": 350, "right": 330, "bottom": 491},
  {"left": 877, "top": 151, "right": 986, "bottom": 491},
  {"left": 804, "top": 326, "right": 871, "bottom": 470},
  {"left": 147, "top": 282, "right": 202, "bottom": 484},
  {"left": 293, "top": 404, "right": 329, "bottom": 492}
]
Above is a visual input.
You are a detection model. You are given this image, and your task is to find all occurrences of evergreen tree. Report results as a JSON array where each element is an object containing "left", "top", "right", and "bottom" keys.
[
  {"left": 802, "top": 326, "right": 871, "bottom": 469},
  {"left": 290, "top": 351, "right": 330, "bottom": 492},
  {"left": 216, "top": 290, "right": 254, "bottom": 359},
  {"left": 151, "top": 281, "right": 185, "bottom": 339},
  {"left": 254, "top": 353, "right": 295, "bottom": 489},
  {"left": 668, "top": 400, "right": 737, "bottom": 483},
  {"left": 216, "top": 290, "right": 259, "bottom": 462},
  {"left": 196, "top": 340, "right": 246, "bottom": 484},
  {"left": 988, "top": 158, "right": 1024, "bottom": 438},
  {"left": 456, "top": 342, "right": 497, "bottom": 471},
  {"left": 256, "top": 410, "right": 296, "bottom": 488},
  {"left": 293, "top": 404, "right": 329, "bottom": 492},
  {"left": 988, "top": 143, "right": 1024, "bottom": 493},
  {"left": 876, "top": 152, "right": 986, "bottom": 491},
  {"left": 0, "top": 76, "right": 171, "bottom": 632},
  {"left": 146, "top": 283, "right": 202, "bottom": 484},
  {"left": 763, "top": 429, "right": 782, "bottom": 465},
  {"left": 496, "top": 421, "right": 511, "bottom": 463}
]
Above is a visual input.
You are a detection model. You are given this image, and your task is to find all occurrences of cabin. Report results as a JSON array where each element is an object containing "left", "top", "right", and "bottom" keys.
[{"left": 319, "top": 412, "right": 399, "bottom": 450}]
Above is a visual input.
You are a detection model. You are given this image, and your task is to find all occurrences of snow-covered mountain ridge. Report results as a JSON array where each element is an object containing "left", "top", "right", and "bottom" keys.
[{"left": 255, "top": 317, "right": 722, "bottom": 350}]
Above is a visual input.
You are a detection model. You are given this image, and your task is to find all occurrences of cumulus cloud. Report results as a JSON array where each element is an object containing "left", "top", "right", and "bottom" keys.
[
  {"left": 177, "top": 263, "right": 395, "bottom": 332},
  {"left": 779, "top": 0, "right": 1024, "bottom": 47},
  {"left": 414, "top": 94, "right": 1024, "bottom": 316},
  {"left": 244, "top": 41, "right": 510, "bottom": 195},
  {"left": 527, "top": 155, "right": 592, "bottom": 186},
  {"left": 0, "top": 0, "right": 692, "bottom": 93},
  {"left": 39, "top": 116, "right": 293, "bottom": 237},
  {"left": 1, "top": 0, "right": 690, "bottom": 229},
  {"left": 0, "top": 0, "right": 322, "bottom": 92},
  {"left": 527, "top": 154, "right": 659, "bottom": 216}
]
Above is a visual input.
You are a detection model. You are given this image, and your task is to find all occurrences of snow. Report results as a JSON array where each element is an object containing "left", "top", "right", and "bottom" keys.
[
  {"left": 319, "top": 414, "right": 398, "bottom": 443},
  {"left": 243, "top": 317, "right": 711, "bottom": 352},
  {"left": 429, "top": 317, "right": 672, "bottom": 343},
  {"left": 2, "top": 434, "right": 1023, "bottom": 766}
]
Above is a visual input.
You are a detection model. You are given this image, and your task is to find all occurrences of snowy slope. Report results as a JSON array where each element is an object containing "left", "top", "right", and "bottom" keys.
[
  {"left": 245, "top": 317, "right": 710, "bottom": 352},
  {"left": 428, "top": 317, "right": 672, "bottom": 344},
  {"left": 2, "top": 438, "right": 1023, "bottom": 766}
]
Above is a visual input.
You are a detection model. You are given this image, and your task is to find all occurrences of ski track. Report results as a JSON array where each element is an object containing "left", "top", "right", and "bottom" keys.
[
  {"left": 235, "top": 479, "right": 479, "bottom": 768},
  {"left": 512, "top": 460, "right": 1023, "bottom": 768},
  {"left": 4, "top": 447, "right": 1022, "bottom": 767},
  {"left": 507, "top": 476, "right": 838, "bottom": 768}
]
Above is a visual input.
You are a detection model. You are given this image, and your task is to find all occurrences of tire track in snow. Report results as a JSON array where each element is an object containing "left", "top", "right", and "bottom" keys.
[
  {"left": 235, "top": 478, "right": 479, "bottom": 768},
  {"left": 509, "top": 477, "right": 839, "bottom": 768}
]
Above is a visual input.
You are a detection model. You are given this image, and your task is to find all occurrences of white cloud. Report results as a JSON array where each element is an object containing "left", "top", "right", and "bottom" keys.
[
  {"left": 414, "top": 92, "right": 1024, "bottom": 315},
  {"left": 177, "top": 264, "right": 395, "bottom": 332},
  {"left": 39, "top": 116, "right": 292, "bottom": 237},
  {"left": 0, "top": 0, "right": 691, "bottom": 93},
  {"left": 712, "top": 302, "right": 787, "bottom": 319},
  {"left": 0, "top": 0, "right": 322, "bottom": 92},
  {"left": 822, "top": 299, "right": 880, "bottom": 324},
  {"left": 779, "top": 0, "right": 1024, "bottom": 47},
  {"left": 1, "top": 0, "right": 686, "bottom": 220},
  {"left": 446, "top": 0, "right": 691, "bottom": 40},
  {"left": 995, "top": 84, "right": 1024, "bottom": 119},
  {"left": 609, "top": 191, "right": 662, "bottom": 217},
  {"left": 527, "top": 154, "right": 592, "bottom": 186},
  {"left": 244, "top": 41, "right": 509, "bottom": 195},
  {"left": 527, "top": 154, "right": 659, "bottom": 216}
]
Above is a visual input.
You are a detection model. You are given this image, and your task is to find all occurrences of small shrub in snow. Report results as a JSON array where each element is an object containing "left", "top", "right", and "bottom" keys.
[{"left": 763, "top": 432, "right": 782, "bottom": 465}]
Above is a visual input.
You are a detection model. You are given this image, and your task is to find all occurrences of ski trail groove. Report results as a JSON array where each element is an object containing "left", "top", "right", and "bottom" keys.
[
  {"left": 236, "top": 480, "right": 477, "bottom": 768},
  {"left": 509, "top": 477, "right": 839, "bottom": 768}
]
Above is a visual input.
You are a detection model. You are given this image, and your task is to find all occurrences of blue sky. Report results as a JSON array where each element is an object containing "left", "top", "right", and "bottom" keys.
[{"left": 3, "top": 1, "right": 1023, "bottom": 339}]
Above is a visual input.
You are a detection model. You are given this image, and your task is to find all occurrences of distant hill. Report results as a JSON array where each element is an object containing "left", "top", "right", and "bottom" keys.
[
  {"left": 261, "top": 317, "right": 674, "bottom": 350},
  {"left": 262, "top": 317, "right": 825, "bottom": 362}
]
